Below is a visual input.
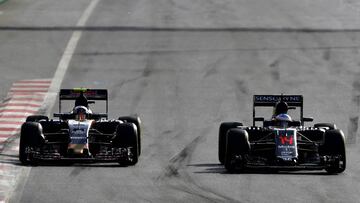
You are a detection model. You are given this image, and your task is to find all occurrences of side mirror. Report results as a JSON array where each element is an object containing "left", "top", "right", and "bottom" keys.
[
  {"left": 302, "top": 117, "right": 314, "bottom": 122},
  {"left": 254, "top": 117, "right": 265, "bottom": 122}
]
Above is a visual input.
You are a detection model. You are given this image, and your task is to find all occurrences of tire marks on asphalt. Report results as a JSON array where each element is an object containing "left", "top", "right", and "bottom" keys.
[
  {"left": 161, "top": 135, "right": 204, "bottom": 178},
  {"left": 269, "top": 58, "right": 281, "bottom": 81},
  {"left": 203, "top": 56, "right": 226, "bottom": 78},
  {"left": 158, "top": 131, "right": 240, "bottom": 202}
]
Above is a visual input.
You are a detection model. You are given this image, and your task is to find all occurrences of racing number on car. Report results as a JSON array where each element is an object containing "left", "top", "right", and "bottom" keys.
[
  {"left": 275, "top": 129, "right": 298, "bottom": 160},
  {"left": 279, "top": 134, "right": 293, "bottom": 145}
]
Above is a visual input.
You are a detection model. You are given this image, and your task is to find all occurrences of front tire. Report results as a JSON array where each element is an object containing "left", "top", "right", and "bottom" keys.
[
  {"left": 118, "top": 116, "right": 142, "bottom": 156},
  {"left": 322, "top": 129, "right": 346, "bottom": 173},
  {"left": 19, "top": 122, "right": 45, "bottom": 165},
  {"left": 113, "top": 123, "right": 139, "bottom": 166},
  {"left": 218, "top": 122, "right": 242, "bottom": 164},
  {"left": 224, "top": 129, "right": 250, "bottom": 173}
]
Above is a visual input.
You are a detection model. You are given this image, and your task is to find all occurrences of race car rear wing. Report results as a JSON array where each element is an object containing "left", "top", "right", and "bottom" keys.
[
  {"left": 253, "top": 95, "right": 303, "bottom": 107},
  {"left": 59, "top": 88, "right": 108, "bottom": 100},
  {"left": 253, "top": 95, "right": 312, "bottom": 126},
  {"left": 58, "top": 88, "right": 108, "bottom": 116}
]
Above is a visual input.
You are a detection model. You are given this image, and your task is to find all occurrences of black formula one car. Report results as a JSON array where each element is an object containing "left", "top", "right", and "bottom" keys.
[
  {"left": 19, "top": 88, "right": 141, "bottom": 166},
  {"left": 218, "top": 95, "right": 346, "bottom": 174}
]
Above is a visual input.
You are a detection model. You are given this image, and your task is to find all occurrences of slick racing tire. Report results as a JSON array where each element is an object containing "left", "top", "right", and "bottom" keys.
[
  {"left": 26, "top": 115, "right": 49, "bottom": 122},
  {"left": 118, "top": 116, "right": 142, "bottom": 156},
  {"left": 224, "top": 129, "right": 250, "bottom": 173},
  {"left": 113, "top": 123, "right": 139, "bottom": 166},
  {"left": 218, "top": 122, "right": 242, "bottom": 164},
  {"left": 322, "top": 129, "right": 346, "bottom": 174},
  {"left": 19, "top": 122, "right": 45, "bottom": 165},
  {"left": 314, "top": 123, "right": 337, "bottom": 130}
]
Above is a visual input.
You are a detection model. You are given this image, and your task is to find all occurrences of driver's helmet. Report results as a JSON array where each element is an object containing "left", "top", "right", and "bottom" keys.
[
  {"left": 274, "top": 101, "right": 289, "bottom": 115},
  {"left": 274, "top": 113, "right": 292, "bottom": 128},
  {"left": 73, "top": 106, "right": 90, "bottom": 121},
  {"left": 75, "top": 92, "right": 89, "bottom": 108}
]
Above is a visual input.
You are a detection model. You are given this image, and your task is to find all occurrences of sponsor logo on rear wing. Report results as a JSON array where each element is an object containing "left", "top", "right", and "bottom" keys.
[
  {"left": 253, "top": 95, "right": 303, "bottom": 107},
  {"left": 59, "top": 88, "right": 108, "bottom": 100}
]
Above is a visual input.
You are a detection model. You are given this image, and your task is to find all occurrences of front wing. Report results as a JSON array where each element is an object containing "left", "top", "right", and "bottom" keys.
[
  {"left": 231, "top": 154, "right": 343, "bottom": 171},
  {"left": 25, "top": 142, "right": 136, "bottom": 163}
]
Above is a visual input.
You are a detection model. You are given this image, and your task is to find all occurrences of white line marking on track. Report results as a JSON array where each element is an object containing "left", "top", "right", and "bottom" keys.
[
  {"left": 10, "top": 87, "right": 49, "bottom": 91},
  {"left": 9, "top": 93, "right": 44, "bottom": 97},
  {"left": 0, "top": 124, "right": 22, "bottom": 128},
  {"left": 0, "top": 103, "right": 41, "bottom": 108},
  {"left": 0, "top": 110, "right": 37, "bottom": 114},
  {"left": 0, "top": 174, "right": 16, "bottom": 179},
  {"left": 0, "top": 2, "right": 100, "bottom": 202},
  {"left": 0, "top": 118, "right": 25, "bottom": 122},
  {"left": 0, "top": 0, "right": 99, "bottom": 197},
  {"left": 44, "top": 0, "right": 100, "bottom": 116},
  {"left": 3, "top": 100, "right": 42, "bottom": 104},
  {"left": 0, "top": 115, "right": 27, "bottom": 119},
  {"left": 10, "top": 90, "right": 48, "bottom": 93},
  {"left": 0, "top": 130, "right": 16, "bottom": 135},
  {"left": 0, "top": 106, "right": 38, "bottom": 110},
  {"left": 14, "top": 80, "right": 51, "bottom": 84},
  {"left": 0, "top": 137, "right": 12, "bottom": 142},
  {"left": 12, "top": 84, "right": 50, "bottom": 87},
  {"left": 7, "top": 98, "right": 44, "bottom": 103}
]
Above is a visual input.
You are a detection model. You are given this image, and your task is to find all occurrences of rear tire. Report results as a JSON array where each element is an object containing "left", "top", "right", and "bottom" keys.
[
  {"left": 322, "top": 129, "right": 346, "bottom": 173},
  {"left": 118, "top": 116, "right": 142, "bottom": 156},
  {"left": 224, "top": 129, "right": 250, "bottom": 173},
  {"left": 113, "top": 123, "right": 139, "bottom": 166},
  {"left": 218, "top": 122, "right": 242, "bottom": 164},
  {"left": 19, "top": 122, "right": 45, "bottom": 165}
]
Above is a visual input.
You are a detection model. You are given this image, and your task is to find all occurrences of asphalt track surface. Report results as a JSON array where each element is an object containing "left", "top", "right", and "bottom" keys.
[{"left": 1, "top": 0, "right": 360, "bottom": 202}]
